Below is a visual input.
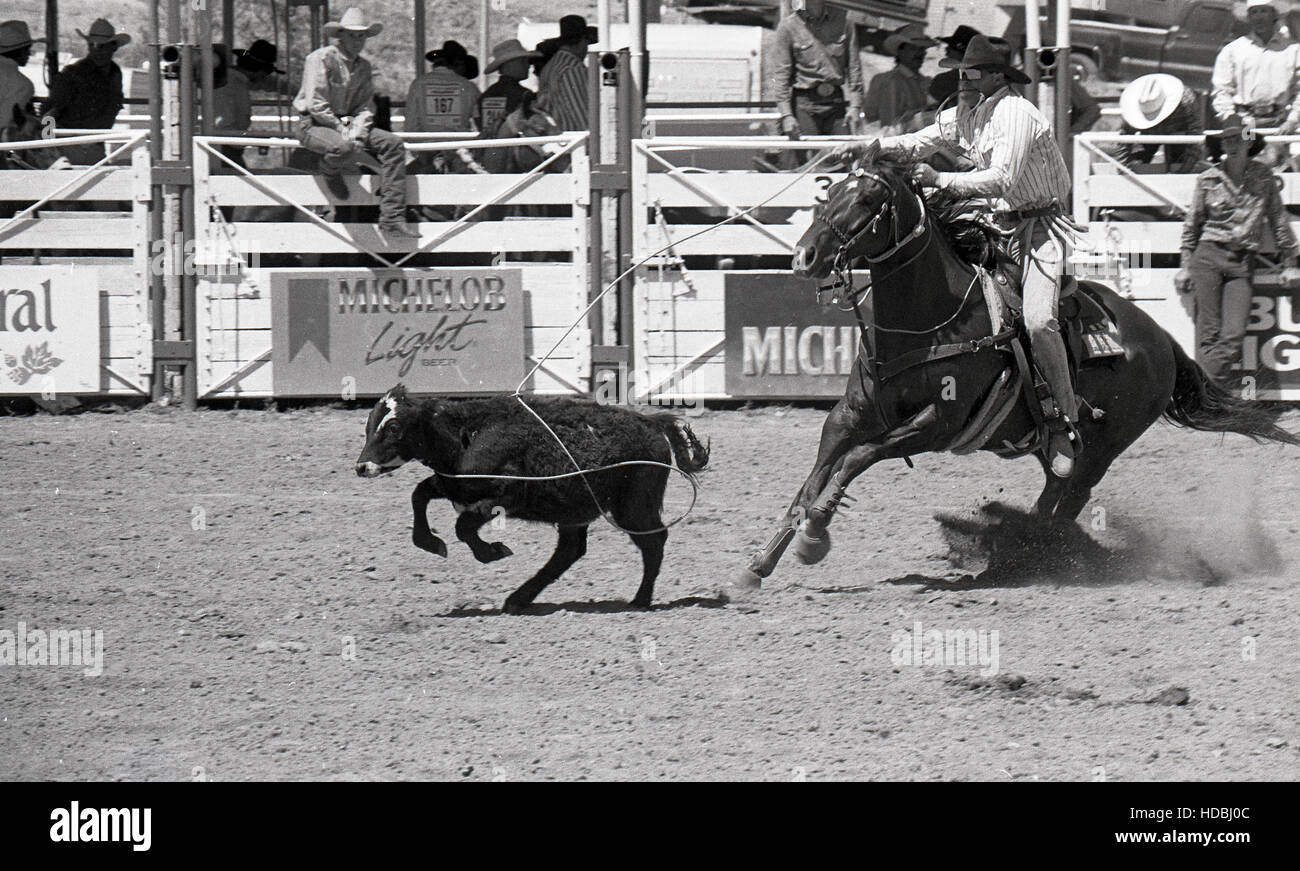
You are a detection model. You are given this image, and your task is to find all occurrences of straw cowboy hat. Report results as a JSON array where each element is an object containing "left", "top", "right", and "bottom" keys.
[
  {"left": 485, "top": 39, "right": 541, "bottom": 74},
  {"left": 939, "top": 34, "right": 1031, "bottom": 84},
  {"left": 323, "top": 8, "right": 382, "bottom": 38},
  {"left": 233, "top": 39, "right": 285, "bottom": 74},
  {"left": 883, "top": 23, "right": 937, "bottom": 56},
  {"left": 1120, "top": 74, "right": 1185, "bottom": 130},
  {"left": 0, "top": 20, "right": 45, "bottom": 53},
  {"left": 1246, "top": 0, "right": 1280, "bottom": 11},
  {"left": 77, "top": 19, "right": 130, "bottom": 48}
]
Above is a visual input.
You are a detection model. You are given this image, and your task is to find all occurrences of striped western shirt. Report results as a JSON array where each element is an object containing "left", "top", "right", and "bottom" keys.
[
  {"left": 1211, "top": 32, "right": 1300, "bottom": 128},
  {"left": 881, "top": 86, "right": 1071, "bottom": 213},
  {"left": 537, "top": 46, "right": 588, "bottom": 132}
]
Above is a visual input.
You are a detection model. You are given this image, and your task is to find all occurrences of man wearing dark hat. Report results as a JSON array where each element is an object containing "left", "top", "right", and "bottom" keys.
[
  {"left": 46, "top": 18, "right": 129, "bottom": 165},
  {"left": 928, "top": 25, "right": 980, "bottom": 107},
  {"left": 407, "top": 40, "right": 482, "bottom": 135},
  {"left": 839, "top": 36, "right": 1081, "bottom": 477},
  {"left": 234, "top": 39, "right": 284, "bottom": 89},
  {"left": 478, "top": 39, "right": 541, "bottom": 141},
  {"left": 773, "top": 0, "right": 862, "bottom": 139},
  {"left": 0, "top": 20, "right": 44, "bottom": 144},
  {"left": 862, "top": 23, "right": 937, "bottom": 136},
  {"left": 293, "top": 7, "right": 414, "bottom": 239},
  {"left": 538, "top": 15, "right": 596, "bottom": 132}
]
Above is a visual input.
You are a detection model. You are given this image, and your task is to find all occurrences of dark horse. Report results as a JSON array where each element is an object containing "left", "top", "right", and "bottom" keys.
[{"left": 737, "top": 152, "right": 1300, "bottom": 588}]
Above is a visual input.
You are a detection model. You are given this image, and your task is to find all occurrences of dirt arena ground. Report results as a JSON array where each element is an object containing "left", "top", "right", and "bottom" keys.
[{"left": 1, "top": 402, "right": 1297, "bottom": 781}]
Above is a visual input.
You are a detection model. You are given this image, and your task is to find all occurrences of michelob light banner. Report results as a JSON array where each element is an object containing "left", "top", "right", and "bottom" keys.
[
  {"left": 271, "top": 268, "right": 525, "bottom": 396},
  {"left": 0, "top": 266, "right": 100, "bottom": 395},
  {"left": 724, "top": 274, "right": 860, "bottom": 399}
]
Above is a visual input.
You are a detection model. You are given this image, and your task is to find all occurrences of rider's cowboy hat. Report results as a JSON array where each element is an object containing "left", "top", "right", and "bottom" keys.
[
  {"left": 0, "top": 20, "right": 45, "bottom": 53},
  {"left": 77, "top": 19, "right": 130, "bottom": 48},
  {"left": 882, "top": 23, "right": 937, "bottom": 56},
  {"left": 485, "top": 39, "right": 542, "bottom": 74},
  {"left": 1205, "top": 113, "right": 1267, "bottom": 158},
  {"left": 938, "top": 34, "right": 1030, "bottom": 85},
  {"left": 559, "top": 15, "right": 598, "bottom": 45},
  {"left": 1120, "top": 74, "right": 1185, "bottom": 130},
  {"left": 937, "top": 25, "right": 981, "bottom": 55},
  {"left": 426, "top": 40, "right": 479, "bottom": 80},
  {"left": 323, "top": 8, "right": 382, "bottom": 38},
  {"left": 1246, "top": 0, "right": 1280, "bottom": 11},
  {"left": 233, "top": 39, "right": 284, "bottom": 75}
]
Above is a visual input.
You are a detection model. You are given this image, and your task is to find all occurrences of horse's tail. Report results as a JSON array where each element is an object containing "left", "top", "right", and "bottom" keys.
[
  {"left": 1162, "top": 338, "right": 1300, "bottom": 446},
  {"left": 656, "top": 417, "right": 711, "bottom": 478}
]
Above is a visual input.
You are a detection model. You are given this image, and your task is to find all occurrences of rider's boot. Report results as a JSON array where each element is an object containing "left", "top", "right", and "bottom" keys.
[{"left": 1030, "top": 327, "right": 1079, "bottom": 478}]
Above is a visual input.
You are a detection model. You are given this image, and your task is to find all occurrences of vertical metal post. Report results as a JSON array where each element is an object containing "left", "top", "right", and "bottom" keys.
[
  {"left": 180, "top": 42, "right": 198, "bottom": 411},
  {"left": 1055, "top": 0, "right": 1072, "bottom": 167},
  {"left": 222, "top": 0, "right": 235, "bottom": 53},
  {"left": 44, "top": 0, "right": 58, "bottom": 82},
  {"left": 1024, "top": 0, "right": 1043, "bottom": 109},
  {"left": 587, "top": 56, "right": 604, "bottom": 347},
  {"left": 199, "top": 6, "right": 215, "bottom": 137},
  {"left": 479, "top": 0, "right": 490, "bottom": 90},
  {"left": 414, "top": 0, "right": 427, "bottom": 81},
  {"left": 629, "top": 0, "right": 647, "bottom": 104},
  {"left": 616, "top": 50, "right": 634, "bottom": 363},
  {"left": 149, "top": 0, "right": 166, "bottom": 402}
]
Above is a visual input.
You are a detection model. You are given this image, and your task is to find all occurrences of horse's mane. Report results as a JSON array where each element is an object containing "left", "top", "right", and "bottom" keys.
[{"left": 865, "top": 156, "right": 1006, "bottom": 269}]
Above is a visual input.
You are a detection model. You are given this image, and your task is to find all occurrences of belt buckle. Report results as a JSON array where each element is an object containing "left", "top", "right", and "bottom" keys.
[{"left": 816, "top": 82, "right": 836, "bottom": 98}]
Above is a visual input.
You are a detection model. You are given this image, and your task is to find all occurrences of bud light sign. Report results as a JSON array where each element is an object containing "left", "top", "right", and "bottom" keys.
[{"left": 724, "top": 274, "right": 860, "bottom": 398}]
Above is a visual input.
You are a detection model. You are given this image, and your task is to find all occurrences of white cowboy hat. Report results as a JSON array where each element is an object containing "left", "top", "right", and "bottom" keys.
[
  {"left": 1246, "top": 0, "right": 1279, "bottom": 10},
  {"left": 0, "top": 20, "right": 45, "bottom": 53},
  {"left": 322, "top": 7, "right": 383, "bottom": 38},
  {"left": 1120, "top": 74, "right": 1185, "bottom": 130},
  {"left": 485, "top": 39, "right": 541, "bottom": 74},
  {"left": 883, "top": 23, "right": 937, "bottom": 56},
  {"left": 77, "top": 18, "right": 130, "bottom": 48}
]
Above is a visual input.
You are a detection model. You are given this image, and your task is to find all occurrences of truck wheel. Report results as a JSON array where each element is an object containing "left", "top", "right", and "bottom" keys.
[{"left": 1070, "top": 52, "right": 1100, "bottom": 83}]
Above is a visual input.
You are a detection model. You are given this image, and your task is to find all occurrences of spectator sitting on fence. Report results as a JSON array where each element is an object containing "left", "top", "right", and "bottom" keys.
[
  {"left": 537, "top": 15, "right": 597, "bottom": 133},
  {"left": 293, "top": 7, "right": 416, "bottom": 240},
  {"left": 45, "top": 19, "right": 128, "bottom": 167},
  {"left": 405, "top": 40, "right": 485, "bottom": 175},
  {"left": 0, "top": 20, "right": 64, "bottom": 169},
  {"left": 483, "top": 90, "right": 565, "bottom": 174},
  {"left": 1112, "top": 74, "right": 1204, "bottom": 174}
]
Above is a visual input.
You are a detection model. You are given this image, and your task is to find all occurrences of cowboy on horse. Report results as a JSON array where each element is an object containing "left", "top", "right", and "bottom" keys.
[{"left": 835, "top": 35, "right": 1079, "bottom": 477}]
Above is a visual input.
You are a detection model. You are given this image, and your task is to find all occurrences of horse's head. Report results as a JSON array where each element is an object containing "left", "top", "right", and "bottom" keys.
[{"left": 792, "top": 144, "right": 917, "bottom": 281}]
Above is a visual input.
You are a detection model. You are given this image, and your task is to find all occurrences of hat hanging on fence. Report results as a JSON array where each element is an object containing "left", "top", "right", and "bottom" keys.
[
  {"left": 938, "top": 34, "right": 1030, "bottom": 85},
  {"left": 77, "top": 19, "right": 130, "bottom": 48},
  {"left": 1120, "top": 74, "right": 1185, "bottom": 130},
  {"left": 486, "top": 39, "right": 542, "bottom": 74},
  {"left": 323, "top": 8, "right": 383, "bottom": 38},
  {"left": 234, "top": 39, "right": 285, "bottom": 74},
  {"left": 0, "top": 20, "right": 45, "bottom": 53},
  {"left": 883, "top": 24, "right": 937, "bottom": 57}
]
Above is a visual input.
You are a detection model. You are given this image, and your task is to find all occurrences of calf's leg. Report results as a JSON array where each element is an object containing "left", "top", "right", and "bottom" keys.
[
  {"left": 503, "top": 525, "right": 588, "bottom": 614},
  {"left": 411, "top": 476, "right": 447, "bottom": 557},
  {"left": 455, "top": 506, "right": 514, "bottom": 563}
]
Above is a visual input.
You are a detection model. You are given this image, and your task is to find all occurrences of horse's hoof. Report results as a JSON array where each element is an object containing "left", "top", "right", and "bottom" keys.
[
  {"left": 794, "top": 524, "right": 831, "bottom": 565},
  {"left": 414, "top": 536, "right": 448, "bottom": 558},
  {"left": 502, "top": 597, "right": 531, "bottom": 615},
  {"left": 489, "top": 542, "right": 513, "bottom": 561}
]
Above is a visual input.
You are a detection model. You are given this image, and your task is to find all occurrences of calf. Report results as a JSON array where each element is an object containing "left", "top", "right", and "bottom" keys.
[{"left": 355, "top": 385, "right": 709, "bottom": 613}]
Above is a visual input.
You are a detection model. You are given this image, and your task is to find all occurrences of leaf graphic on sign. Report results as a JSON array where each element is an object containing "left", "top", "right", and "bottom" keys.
[
  {"left": 3, "top": 355, "right": 15, "bottom": 368},
  {"left": 9, "top": 367, "right": 31, "bottom": 385}
]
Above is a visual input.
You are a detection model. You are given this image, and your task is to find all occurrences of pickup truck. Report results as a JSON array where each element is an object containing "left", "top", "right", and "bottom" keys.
[{"left": 1002, "top": 0, "right": 1249, "bottom": 91}]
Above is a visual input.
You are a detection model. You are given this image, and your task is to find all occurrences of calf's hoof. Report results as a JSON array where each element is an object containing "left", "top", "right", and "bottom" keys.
[
  {"left": 793, "top": 523, "right": 831, "bottom": 565},
  {"left": 472, "top": 542, "right": 514, "bottom": 564},
  {"left": 414, "top": 535, "right": 448, "bottom": 558},
  {"left": 630, "top": 595, "right": 654, "bottom": 610},
  {"left": 502, "top": 596, "right": 531, "bottom": 615}
]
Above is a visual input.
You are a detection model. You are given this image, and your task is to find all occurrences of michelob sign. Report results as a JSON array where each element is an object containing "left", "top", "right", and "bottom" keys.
[
  {"left": 724, "top": 274, "right": 860, "bottom": 398},
  {"left": 271, "top": 268, "right": 525, "bottom": 396},
  {"left": 1242, "top": 291, "right": 1300, "bottom": 399},
  {"left": 0, "top": 266, "right": 100, "bottom": 395}
]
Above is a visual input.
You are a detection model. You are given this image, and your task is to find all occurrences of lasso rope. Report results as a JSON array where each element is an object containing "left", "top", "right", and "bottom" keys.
[{"left": 436, "top": 148, "right": 838, "bottom": 535}]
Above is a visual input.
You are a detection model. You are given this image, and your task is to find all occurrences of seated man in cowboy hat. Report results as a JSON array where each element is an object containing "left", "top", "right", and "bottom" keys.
[
  {"left": 0, "top": 21, "right": 44, "bottom": 145},
  {"left": 405, "top": 39, "right": 486, "bottom": 177},
  {"left": 836, "top": 35, "right": 1081, "bottom": 477},
  {"left": 478, "top": 39, "right": 542, "bottom": 142},
  {"left": 537, "top": 15, "right": 598, "bottom": 133},
  {"left": 45, "top": 19, "right": 129, "bottom": 166},
  {"left": 293, "top": 7, "right": 416, "bottom": 239},
  {"left": 862, "top": 23, "right": 937, "bottom": 137},
  {"left": 1114, "top": 73, "right": 1204, "bottom": 174}
]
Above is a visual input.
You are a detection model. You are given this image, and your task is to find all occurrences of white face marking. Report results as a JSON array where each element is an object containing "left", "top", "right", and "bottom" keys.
[
  {"left": 846, "top": 179, "right": 859, "bottom": 191},
  {"left": 375, "top": 393, "right": 399, "bottom": 434}
]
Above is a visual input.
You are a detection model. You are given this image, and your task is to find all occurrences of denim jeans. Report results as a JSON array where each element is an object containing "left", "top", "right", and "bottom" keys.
[
  {"left": 295, "top": 117, "right": 408, "bottom": 224},
  {"left": 1187, "top": 240, "right": 1255, "bottom": 387}
]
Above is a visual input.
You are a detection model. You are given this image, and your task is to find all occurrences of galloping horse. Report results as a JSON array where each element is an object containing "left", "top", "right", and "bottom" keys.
[{"left": 737, "top": 151, "right": 1300, "bottom": 588}]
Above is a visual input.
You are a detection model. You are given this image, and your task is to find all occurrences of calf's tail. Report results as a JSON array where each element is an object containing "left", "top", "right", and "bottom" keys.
[{"left": 656, "top": 417, "right": 711, "bottom": 478}]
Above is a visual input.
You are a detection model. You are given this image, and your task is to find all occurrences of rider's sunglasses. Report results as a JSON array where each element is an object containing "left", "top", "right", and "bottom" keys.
[{"left": 958, "top": 69, "right": 983, "bottom": 81}]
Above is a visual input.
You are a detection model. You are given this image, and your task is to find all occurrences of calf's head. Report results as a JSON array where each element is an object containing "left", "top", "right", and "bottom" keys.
[{"left": 355, "top": 384, "right": 426, "bottom": 477}]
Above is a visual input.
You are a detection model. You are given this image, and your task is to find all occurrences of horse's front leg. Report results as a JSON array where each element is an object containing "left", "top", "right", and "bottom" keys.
[
  {"left": 795, "top": 403, "right": 941, "bottom": 564},
  {"left": 411, "top": 475, "right": 448, "bottom": 557},
  {"left": 736, "top": 400, "right": 860, "bottom": 588}
]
